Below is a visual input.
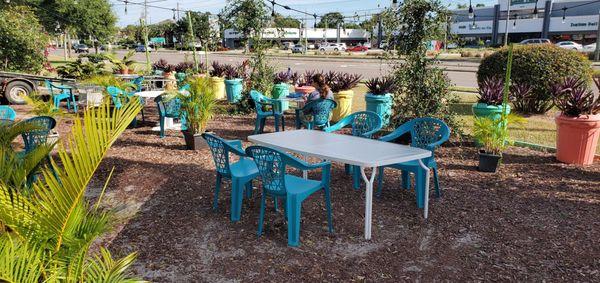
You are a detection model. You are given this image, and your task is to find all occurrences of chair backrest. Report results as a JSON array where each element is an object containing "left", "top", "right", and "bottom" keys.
[
  {"left": 21, "top": 116, "right": 56, "bottom": 153},
  {"left": 179, "top": 84, "right": 190, "bottom": 92},
  {"left": 132, "top": 76, "right": 144, "bottom": 91},
  {"left": 0, "top": 106, "right": 16, "bottom": 121},
  {"left": 245, "top": 146, "right": 287, "bottom": 196},
  {"left": 154, "top": 95, "right": 182, "bottom": 118},
  {"left": 201, "top": 133, "right": 242, "bottom": 176},
  {"left": 106, "top": 86, "right": 125, "bottom": 108},
  {"left": 408, "top": 117, "right": 450, "bottom": 152},
  {"left": 44, "top": 80, "right": 55, "bottom": 96},
  {"left": 250, "top": 90, "right": 272, "bottom": 115},
  {"left": 303, "top": 99, "right": 337, "bottom": 127},
  {"left": 348, "top": 111, "right": 382, "bottom": 138}
]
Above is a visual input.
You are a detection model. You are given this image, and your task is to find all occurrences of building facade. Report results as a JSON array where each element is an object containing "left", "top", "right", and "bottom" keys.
[
  {"left": 223, "top": 28, "right": 371, "bottom": 48},
  {"left": 451, "top": 0, "right": 600, "bottom": 44}
]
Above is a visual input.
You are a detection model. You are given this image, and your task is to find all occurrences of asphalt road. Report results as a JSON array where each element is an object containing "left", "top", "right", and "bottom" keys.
[{"left": 53, "top": 49, "right": 479, "bottom": 87}]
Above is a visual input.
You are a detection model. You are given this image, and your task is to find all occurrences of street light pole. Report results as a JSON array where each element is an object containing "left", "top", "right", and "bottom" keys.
[
  {"left": 595, "top": 10, "right": 600, "bottom": 61},
  {"left": 504, "top": 0, "right": 511, "bottom": 46}
]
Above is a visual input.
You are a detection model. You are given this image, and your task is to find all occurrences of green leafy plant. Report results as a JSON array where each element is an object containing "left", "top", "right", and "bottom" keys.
[
  {"left": 328, "top": 72, "right": 362, "bottom": 93},
  {"left": 365, "top": 76, "right": 397, "bottom": 95},
  {"left": 473, "top": 113, "right": 525, "bottom": 155},
  {"left": 478, "top": 45, "right": 593, "bottom": 114},
  {"left": 22, "top": 93, "right": 69, "bottom": 119},
  {"left": 178, "top": 77, "right": 217, "bottom": 134},
  {"left": 0, "top": 99, "right": 144, "bottom": 281},
  {"left": 551, "top": 77, "right": 600, "bottom": 117},
  {"left": 0, "top": 6, "right": 49, "bottom": 73},
  {"left": 104, "top": 50, "right": 136, "bottom": 73},
  {"left": 84, "top": 74, "right": 136, "bottom": 95},
  {"left": 209, "top": 61, "right": 227, "bottom": 77},
  {"left": 56, "top": 59, "right": 108, "bottom": 79}
]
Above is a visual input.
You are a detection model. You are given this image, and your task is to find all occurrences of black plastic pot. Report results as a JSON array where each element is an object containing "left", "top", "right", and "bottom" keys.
[
  {"left": 478, "top": 150, "right": 501, "bottom": 173},
  {"left": 183, "top": 130, "right": 207, "bottom": 150}
]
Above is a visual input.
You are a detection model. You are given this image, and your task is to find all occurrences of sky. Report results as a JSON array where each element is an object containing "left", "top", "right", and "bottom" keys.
[{"left": 110, "top": 0, "right": 497, "bottom": 27}]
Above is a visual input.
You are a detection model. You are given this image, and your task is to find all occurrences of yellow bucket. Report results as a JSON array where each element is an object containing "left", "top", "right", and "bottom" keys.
[
  {"left": 332, "top": 90, "right": 354, "bottom": 122},
  {"left": 210, "top": 76, "right": 226, "bottom": 100}
]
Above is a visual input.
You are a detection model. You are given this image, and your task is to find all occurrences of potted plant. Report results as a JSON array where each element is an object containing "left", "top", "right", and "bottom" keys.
[
  {"left": 272, "top": 71, "right": 291, "bottom": 99},
  {"left": 472, "top": 77, "right": 510, "bottom": 120},
  {"left": 329, "top": 71, "right": 362, "bottom": 121},
  {"left": 105, "top": 51, "right": 136, "bottom": 75},
  {"left": 473, "top": 113, "right": 524, "bottom": 172},
  {"left": 162, "top": 63, "right": 177, "bottom": 91},
  {"left": 364, "top": 75, "right": 397, "bottom": 126},
  {"left": 152, "top": 59, "right": 169, "bottom": 76},
  {"left": 209, "top": 61, "right": 227, "bottom": 100},
  {"left": 174, "top": 61, "right": 194, "bottom": 84},
  {"left": 292, "top": 70, "right": 317, "bottom": 96},
  {"left": 551, "top": 77, "right": 600, "bottom": 165},
  {"left": 224, "top": 63, "right": 246, "bottom": 103},
  {"left": 178, "top": 77, "right": 217, "bottom": 150}
]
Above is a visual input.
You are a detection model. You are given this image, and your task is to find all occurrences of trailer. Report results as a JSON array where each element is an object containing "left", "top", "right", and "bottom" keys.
[{"left": 0, "top": 71, "right": 75, "bottom": 105}]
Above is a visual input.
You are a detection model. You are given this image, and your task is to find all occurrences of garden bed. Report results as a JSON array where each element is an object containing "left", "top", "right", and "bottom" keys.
[{"left": 37, "top": 105, "right": 600, "bottom": 281}]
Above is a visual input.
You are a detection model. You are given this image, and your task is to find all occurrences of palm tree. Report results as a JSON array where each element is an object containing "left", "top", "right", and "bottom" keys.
[{"left": 0, "top": 99, "right": 145, "bottom": 282}]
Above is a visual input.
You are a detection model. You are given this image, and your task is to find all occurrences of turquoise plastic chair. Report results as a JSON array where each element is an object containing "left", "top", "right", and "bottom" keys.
[
  {"left": 324, "top": 111, "right": 383, "bottom": 189},
  {"left": 250, "top": 90, "right": 285, "bottom": 134},
  {"left": 127, "top": 76, "right": 145, "bottom": 122},
  {"left": 376, "top": 118, "right": 450, "bottom": 208},
  {"left": 246, "top": 145, "right": 333, "bottom": 247},
  {"left": 107, "top": 86, "right": 139, "bottom": 127},
  {"left": 179, "top": 84, "right": 191, "bottom": 92},
  {"left": 154, "top": 94, "right": 186, "bottom": 138},
  {"left": 294, "top": 99, "right": 337, "bottom": 130},
  {"left": 202, "top": 133, "right": 259, "bottom": 222},
  {"left": 45, "top": 80, "right": 77, "bottom": 112},
  {"left": 19, "top": 116, "right": 57, "bottom": 186},
  {"left": 0, "top": 105, "right": 16, "bottom": 121}
]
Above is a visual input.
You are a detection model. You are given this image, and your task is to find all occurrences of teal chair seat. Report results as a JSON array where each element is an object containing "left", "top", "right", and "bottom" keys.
[
  {"left": 154, "top": 94, "right": 186, "bottom": 137},
  {"left": 324, "top": 111, "right": 383, "bottom": 189},
  {"left": 45, "top": 80, "right": 77, "bottom": 112},
  {"left": 376, "top": 117, "right": 450, "bottom": 208},
  {"left": 250, "top": 90, "right": 285, "bottom": 134},
  {"left": 246, "top": 145, "right": 333, "bottom": 247},
  {"left": 0, "top": 105, "right": 16, "bottom": 121},
  {"left": 203, "top": 133, "right": 259, "bottom": 222}
]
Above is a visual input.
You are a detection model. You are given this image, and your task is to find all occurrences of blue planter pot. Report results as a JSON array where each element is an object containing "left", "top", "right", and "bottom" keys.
[
  {"left": 225, "top": 78, "right": 243, "bottom": 103},
  {"left": 365, "top": 93, "right": 393, "bottom": 126},
  {"left": 472, "top": 102, "right": 511, "bottom": 120}
]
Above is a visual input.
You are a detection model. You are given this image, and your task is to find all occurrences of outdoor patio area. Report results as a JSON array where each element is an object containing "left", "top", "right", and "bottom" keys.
[{"left": 18, "top": 104, "right": 597, "bottom": 281}]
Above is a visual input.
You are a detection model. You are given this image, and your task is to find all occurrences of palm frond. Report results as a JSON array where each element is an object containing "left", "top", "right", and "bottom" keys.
[
  {"left": 0, "top": 234, "right": 49, "bottom": 283},
  {"left": 85, "top": 248, "right": 146, "bottom": 283}
]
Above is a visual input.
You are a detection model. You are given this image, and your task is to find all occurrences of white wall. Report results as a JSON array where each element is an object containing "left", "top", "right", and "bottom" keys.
[
  {"left": 451, "top": 14, "right": 600, "bottom": 35},
  {"left": 224, "top": 28, "right": 370, "bottom": 40}
]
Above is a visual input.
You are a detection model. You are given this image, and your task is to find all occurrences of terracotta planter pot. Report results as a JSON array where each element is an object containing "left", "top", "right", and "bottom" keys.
[
  {"left": 119, "top": 68, "right": 129, "bottom": 75},
  {"left": 295, "top": 86, "right": 315, "bottom": 97},
  {"left": 555, "top": 114, "right": 600, "bottom": 165}
]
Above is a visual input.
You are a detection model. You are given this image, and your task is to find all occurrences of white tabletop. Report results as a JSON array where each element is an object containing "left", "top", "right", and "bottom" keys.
[
  {"left": 248, "top": 130, "right": 431, "bottom": 167},
  {"left": 134, "top": 90, "right": 165, "bottom": 99}
]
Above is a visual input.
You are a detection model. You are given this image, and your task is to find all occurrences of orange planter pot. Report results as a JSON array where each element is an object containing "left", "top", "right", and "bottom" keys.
[
  {"left": 295, "top": 86, "right": 315, "bottom": 96},
  {"left": 555, "top": 114, "right": 600, "bottom": 165}
]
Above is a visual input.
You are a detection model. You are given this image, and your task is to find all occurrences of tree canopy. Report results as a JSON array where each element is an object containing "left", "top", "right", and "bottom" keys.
[
  {"left": 317, "top": 12, "right": 344, "bottom": 28},
  {"left": 272, "top": 13, "right": 301, "bottom": 28},
  {"left": 0, "top": 6, "right": 49, "bottom": 72}
]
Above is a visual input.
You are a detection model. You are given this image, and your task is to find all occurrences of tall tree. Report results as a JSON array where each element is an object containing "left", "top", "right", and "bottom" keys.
[
  {"left": 221, "top": 0, "right": 269, "bottom": 52},
  {"left": 272, "top": 13, "right": 301, "bottom": 28},
  {"left": 174, "top": 12, "right": 217, "bottom": 50},
  {"left": 317, "top": 12, "right": 344, "bottom": 28},
  {"left": 0, "top": 6, "right": 49, "bottom": 72}
]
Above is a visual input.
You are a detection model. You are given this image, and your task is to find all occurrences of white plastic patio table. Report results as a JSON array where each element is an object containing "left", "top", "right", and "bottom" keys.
[{"left": 248, "top": 129, "right": 432, "bottom": 240}]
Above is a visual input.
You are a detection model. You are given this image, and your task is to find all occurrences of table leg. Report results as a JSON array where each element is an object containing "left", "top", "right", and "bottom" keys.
[
  {"left": 418, "top": 159, "right": 430, "bottom": 219},
  {"left": 360, "top": 166, "right": 377, "bottom": 240},
  {"left": 302, "top": 154, "right": 308, "bottom": 179}
]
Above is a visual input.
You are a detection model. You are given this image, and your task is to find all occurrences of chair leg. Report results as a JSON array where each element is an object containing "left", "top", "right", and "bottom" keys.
[
  {"left": 274, "top": 116, "right": 280, "bottom": 132},
  {"left": 286, "top": 196, "right": 302, "bottom": 247},
  {"left": 141, "top": 109, "right": 145, "bottom": 122},
  {"left": 253, "top": 117, "right": 261, "bottom": 134},
  {"left": 230, "top": 179, "right": 244, "bottom": 222},
  {"left": 274, "top": 197, "right": 279, "bottom": 212},
  {"left": 259, "top": 118, "right": 266, "bottom": 133},
  {"left": 213, "top": 174, "right": 222, "bottom": 210},
  {"left": 72, "top": 95, "right": 78, "bottom": 112},
  {"left": 401, "top": 170, "right": 410, "bottom": 190},
  {"left": 344, "top": 164, "right": 351, "bottom": 175},
  {"left": 245, "top": 181, "right": 253, "bottom": 199},
  {"left": 281, "top": 116, "right": 285, "bottom": 131},
  {"left": 159, "top": 117, "right": 166, "bottom": 138},
  {"left": 415, "top": 169, "right": 425, "bottom": 209},
  {"left": 257, "top": 192, "right": 267, "bottom": 237},
  {"left": 324, "top": 186, "right": 334, "bottom": 233},
  {"left": 352, "top": 166, "right": 360, "bottom": 190},
  {"left": 433, "top": 168, "right": 441, "bottom": 198},
  {"left": 376, "top": 167, "right": 384, "bottom": 198}
]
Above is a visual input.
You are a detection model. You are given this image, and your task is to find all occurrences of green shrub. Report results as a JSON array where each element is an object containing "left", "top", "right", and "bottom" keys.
[
  {"left": 0, "top": 6, "right": 49, "bottom": 73},
  {"left": 478, "top": 45, "right": 592, "bottom": 114}
]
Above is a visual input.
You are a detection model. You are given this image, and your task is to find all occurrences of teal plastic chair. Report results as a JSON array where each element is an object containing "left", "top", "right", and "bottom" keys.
[
  {"left": 127, "top": 76, "right": 145, "bottom": 122},
  {"left": 250, "top": 90, "right": 285, "bottom": 134},
  {"left": 376, "top": 118, "right": 450, "bottom": 208},
  {"left": 154, "top": 94, "right": 186, "bottom": 138},
  {"left": 202, "top": 133, "right": 259, "bottom": 222},
  {"left": 179, "top": 84, "right": 191, "bottom": 92},
  {"left": 45, "top": 80, "right": 77, "bottom": 112},
  {"left": 246, "top": 145, "right": 333, "bottom": 247},
  {"left": 107, "top": 86, "right": 139, "bottom": 127},
  {"left": 19, "top": 116, "right": 57, "bottom": 185},
  {"left": 324, "top": 111, "right": 383, "bottom": 189},
  {"left": 0, "top": 105, "right": 16, "bottom": 121},
  {"left": 294, "top": 99, "right": 337, "bottom": 130}
]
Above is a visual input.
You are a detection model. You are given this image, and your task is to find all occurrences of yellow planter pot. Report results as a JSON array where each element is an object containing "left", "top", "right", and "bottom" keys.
[
  {"left": 210, "top": 76, "right": 226, "bottom": 100},
  {"left": 332, "top": 90, "right": 354, "bottom": 122}
]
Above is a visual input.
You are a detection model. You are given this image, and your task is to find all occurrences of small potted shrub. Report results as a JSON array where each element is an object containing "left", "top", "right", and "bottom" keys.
[
  {"left": 174, "top": 61, "right": 194, "bottom": 83},
  {"left": 152, "top": 59, "right": 169, "bottom": 76},
  {"left": 552, "top": 77, "right": 600, "bottom": 165},
  {"left": 224, "top": 63, "right": 246, "bottom": 103},
  {"left": 178, "top": 77, "right": 217, "bottom": 150},
  {"left": 272, "top": 71, "right": 291, "bottom": 99},
  {"left": 105, "top": 51, "right": 135, "bottom": 75},
  {"left": 329, "top": 71, "right": 362, "bottom": 121},
  {"left": 163, "top": 63, "right": 177, "bottom": 91},
  {"left": 473, "top": 77, "right": 510, "bottom": 120},
  {"left": 209, "top": 61, "right": 227, "bottom": 100},
  {"left": 292, "top": 70, "right": 317, "bottom": 96},
  {"left": 473, "top": 113, "right": 524, "bottom": 172},
  {"left": 364, "top": 75, "right": 397, "bottom": 126}
]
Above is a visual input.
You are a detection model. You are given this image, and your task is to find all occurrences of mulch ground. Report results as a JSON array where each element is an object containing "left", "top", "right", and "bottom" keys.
[{"left": 14, "top": 104, "right": 600, "bottom": 282}]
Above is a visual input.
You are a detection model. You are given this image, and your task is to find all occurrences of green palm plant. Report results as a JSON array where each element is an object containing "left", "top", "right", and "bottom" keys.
[
  {"left": 105, "top": 51, "right": 137, "bottom": 74},
  {"left": 0, "top": 99, "right": 145, "bottom": 282}
]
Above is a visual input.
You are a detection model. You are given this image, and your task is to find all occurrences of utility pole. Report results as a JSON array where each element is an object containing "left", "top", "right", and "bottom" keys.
[
  {"left": 377, "top": 14, "right": 383, "bottom": 49},
  {"left": 188, "top": 11, "right": 199, "bottom": 72},
  {"left": 504, "top": 0, "right": 511, "bottom": 46},
  {"left": 141, "top": 18, "right": 151, "bottom": 73},
  {"left": 177, "top": 2, "right": 180, "bottom": 20},
  {"left": 595, "top": 10, "right": 600, "bottom": 61}
]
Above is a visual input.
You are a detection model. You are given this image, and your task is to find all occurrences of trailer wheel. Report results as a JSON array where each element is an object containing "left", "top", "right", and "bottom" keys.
[{"left": 4, "top": 80, "right": 32, "bottom": 104}]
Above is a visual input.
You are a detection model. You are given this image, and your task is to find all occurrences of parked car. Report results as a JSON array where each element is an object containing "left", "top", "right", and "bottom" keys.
[
  {"left": 73, "top": 44, "right": 89, "bottom": 53},
  {"left": 519, "top": 38, "right": 552, "bottom": 45},
  {"left": 556, "top": 41, "right": 583, "bottom": 51},
  {"left": 291, "top": 44, "right": 304, "bottom": 54},
  {"left": 135, "top": 44, "right": 153, "bottom": 52},
  {"left": 282, "top": 42, "right": 294, "bottom": 50},
  {"left": 583, "top": 43, "right": 597, "bottom": 53},
  {"left": 319, "top": 43, "right": 347, "bottom": 52},
  {"left": 307, "top": 43, "right": 316, "bottom": 49},
  {"left": 362, "top": 42, "right": 372, "bottom": 48},
  {"left": 347, "top": 45, "right": 369, "bottom": 52}
]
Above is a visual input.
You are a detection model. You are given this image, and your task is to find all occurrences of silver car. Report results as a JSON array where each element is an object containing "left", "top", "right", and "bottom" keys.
[{"left": 291, "top": 44, "right": 304, "bottom": 53}]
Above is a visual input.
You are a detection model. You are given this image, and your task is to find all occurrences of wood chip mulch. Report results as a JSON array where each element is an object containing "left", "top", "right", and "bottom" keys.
[{"left": 31, "top": 104, "right": 600, "bottom": 282}]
